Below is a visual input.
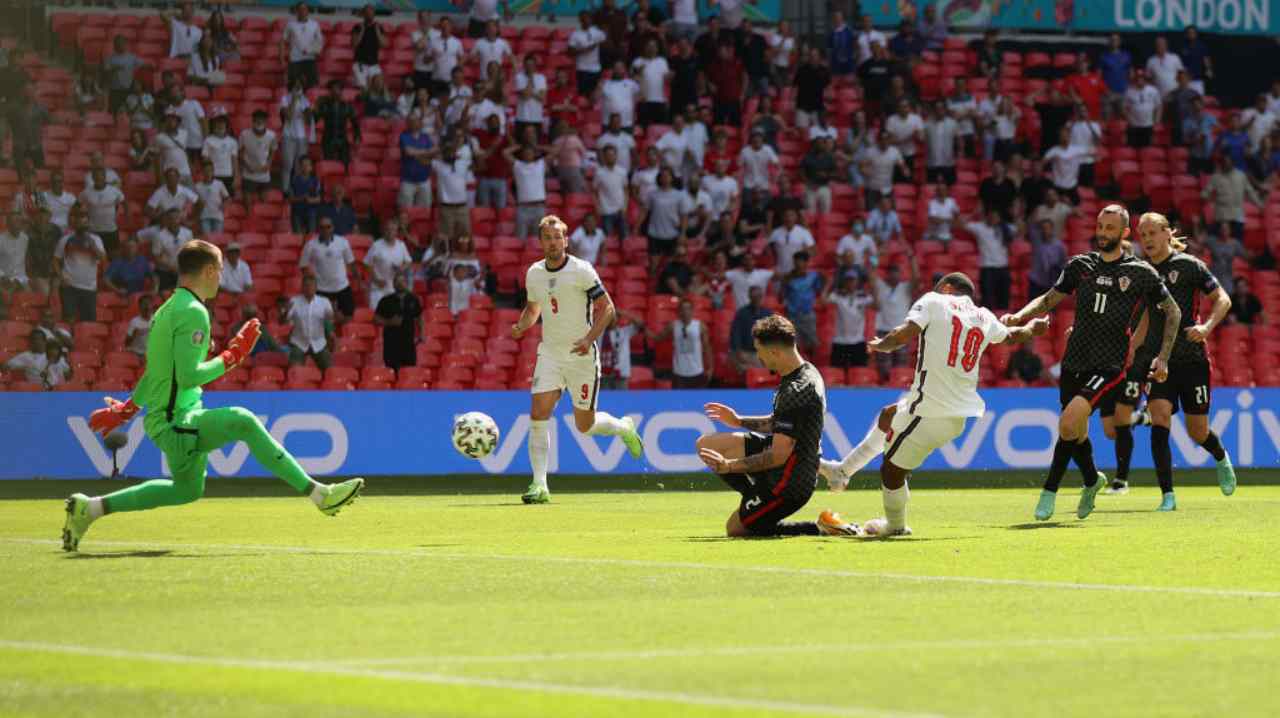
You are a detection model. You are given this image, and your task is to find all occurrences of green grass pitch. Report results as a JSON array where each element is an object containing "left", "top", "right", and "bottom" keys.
[{"left": 2, "top": 471, "right": 1280, "bottom": 718}]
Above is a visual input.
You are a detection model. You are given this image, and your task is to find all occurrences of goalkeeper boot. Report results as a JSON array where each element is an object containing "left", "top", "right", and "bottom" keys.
[
  {"left": 62, "top": 493, "right": 95, "bottom": 552},
  {"left": 1217, "top": 453, "right": 1237, "bottom": 496},
  {"left": 1077, "top": 473, "right": 1105, "bottom": 520},
  {"left": 1157, "top": 491, "right": 1177, "bottom": 512},
  {"left": 816, "top": 510, "right": 861, "bottom": 537},
  {"left": 620, "top": 416, "right": 644, "bottom": 460},
  {"left": 862, "top": 517, "right": 912, "bottom": 537},
  {"left": 1034, "top": 490, "right": 1057, "bottom": 521},
  {"left": 318, "top": 478, "right": 364, "bottom": 517},
  {"left": 522, "top": 482, "right": 551, "bottom": 504},
  {"left": 818, "top": 459, "right": 850, "bottom": 492},
  {"left": 1104, "top": 478, "right": 1129, "bottom": 495}
]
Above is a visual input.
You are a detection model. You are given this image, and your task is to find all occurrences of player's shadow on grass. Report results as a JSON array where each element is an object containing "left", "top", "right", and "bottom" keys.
[
  {"left": 1005, "top": 522, "right": 1081, "bottom": 530},
  {"left": 447, "top": 502, "right": 535, "bottom": 508},
  {"left": 64, "top": 550, "right": 266, "bottom": 559}
]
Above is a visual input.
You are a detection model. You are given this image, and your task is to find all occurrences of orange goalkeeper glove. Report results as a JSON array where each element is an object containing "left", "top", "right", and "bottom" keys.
[
  {"left": 220, "top": 318, "right": 261, "bottom": 371},
  {"left": 88, "top": 396, "right": 140, "bottom": 437}
]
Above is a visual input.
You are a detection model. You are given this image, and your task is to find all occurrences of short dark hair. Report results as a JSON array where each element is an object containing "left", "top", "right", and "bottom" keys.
[
  {"left": 177, "top": 239, "right": 221, "bottom": 276},
  {"left": 752, "top": 315, "right": 797, "bottom": 348},
  {"left": 936, "top": 272, "right": 976, "bottom": 297}
]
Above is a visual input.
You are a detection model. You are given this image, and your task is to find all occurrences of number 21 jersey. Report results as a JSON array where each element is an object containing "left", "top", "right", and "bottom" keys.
[{"left": 901, "top": 292, "right": 1009, "bottom": 419}]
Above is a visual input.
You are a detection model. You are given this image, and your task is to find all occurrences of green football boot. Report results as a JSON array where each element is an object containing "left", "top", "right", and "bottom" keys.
[
  {"left": 522, "top": 483, "right": 551, "bottom": 504},
  {"left": 620, "top": 416, "right": 644, "bottom": 460},
  {"left": 1217, "top": 454, "right": 1237, "bottom": 496},
  {"left": 62, "top": 493, "right": 95, "bottom": 552},
  {"left": 1077, "top": 473, "right": 1105, "bottom": 520},
  {"left": 318, "top": 478, "right": 365, "bottom": 516},
  {"left": 1157, "top": 492, "right": 1177, "bottom": 512},
  {"left": 1034, "top": 490, "right": 1056, "bottom": 521}
]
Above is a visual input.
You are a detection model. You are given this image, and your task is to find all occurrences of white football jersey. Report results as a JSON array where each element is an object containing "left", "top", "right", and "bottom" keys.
[
  {"left": 525, "top": 255, "right": 607, "bottom": 358},
  {"left": 899, "top": 292, "right": 1009, "bottom": 419}
]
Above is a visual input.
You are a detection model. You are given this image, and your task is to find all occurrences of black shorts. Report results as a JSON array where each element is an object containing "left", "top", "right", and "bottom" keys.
[
  {"left": 1059, "top": 368, "right": 1125, "bottom": 414},
  {"left": 320, "top": 287, "right": 355, "bottom": 318},
  {"left": 721, "top": 432, "right": 816, "bottom": 535},
  {"left": 831, "top": 342, "right": 868, "bottom": 368},
  {"left": 1099, "top": 362, "right": 1149, "bottom": 418},
  {"left": 1148, "top": 362, "right": 1212, "bottom": 416},
  {"left": 648, "top": 235, "right": 678, "bottom": 257}
]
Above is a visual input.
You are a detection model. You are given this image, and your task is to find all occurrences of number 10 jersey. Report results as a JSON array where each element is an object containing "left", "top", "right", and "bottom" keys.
[{"left": 900, "top": 292, "right": 1010, "bottom": 419}]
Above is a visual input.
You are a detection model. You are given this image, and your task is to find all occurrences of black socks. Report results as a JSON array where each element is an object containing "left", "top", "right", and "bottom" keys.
[
  {"left": 1151, "top": 426, "right": 1174, "bottom": 494},
  {"left": 1114, "top": 424, "right": 1133, "bottom": 482},
  {"left": 1043, "top": 438, "right": 1075, "bottom": 493},
  {"left": 1199, "top": 431, "right": 1227, "bottom": 462},
  {"left": 1073, "top": 437, "right": 1100, "bottom": 487}
]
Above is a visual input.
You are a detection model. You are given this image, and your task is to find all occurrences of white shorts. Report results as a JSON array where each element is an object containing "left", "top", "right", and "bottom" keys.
[
  {"left": 883, "top": 410, "right": 967, "bottom": 471},
  {"left": 531, "top": 347, "right": 600, "bottom": 411}
]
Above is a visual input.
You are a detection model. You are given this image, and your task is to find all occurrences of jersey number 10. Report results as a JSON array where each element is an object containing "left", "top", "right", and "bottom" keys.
[{"left": 947, "top": 316, "right": 984, "bottom": 372}]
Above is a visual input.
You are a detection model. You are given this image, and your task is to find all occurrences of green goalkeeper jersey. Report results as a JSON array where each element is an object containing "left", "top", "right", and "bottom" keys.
[{"left": 132, "top": 287, "right": 226, "bottom": 425}]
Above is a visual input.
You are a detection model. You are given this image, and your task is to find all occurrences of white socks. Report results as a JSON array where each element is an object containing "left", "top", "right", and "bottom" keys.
[
  {"left": 841, "top": 425, "right": 887, "bottom": 476},
  {"left": 883, "top": 484, "right": 910, "bottom": 532},
  {"left": 528, "top": 419, "right": 550, "bottom": 490},
  {"left": 309, "top": 483, "right": 329, "bottom": 507},
  {"left": 87, "top": 497, "right": 105, "bottom": 520},
  {"left": 586, "top": 411, "right": 628, "bottom": 436}
]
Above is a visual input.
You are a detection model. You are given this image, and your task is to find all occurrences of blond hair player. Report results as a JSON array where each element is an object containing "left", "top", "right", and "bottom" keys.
[{"left": 511, "top": 215, "right": 644, "bottom": 503}]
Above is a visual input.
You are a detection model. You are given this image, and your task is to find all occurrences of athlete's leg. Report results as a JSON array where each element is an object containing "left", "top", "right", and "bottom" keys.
[
  {"left": 878, "top": 459, "right": 912, "bottom": 534},
  {"left": 1111, "top": 402, "right": 1136, "bottom": 491},
  {"left": 99, "top": 442, "right": 209, "bottom": 514},
  {"left": 569, "top": 355, "right": 643, "bottom": 457},
  {"left": 1148, "top": 398, "right": 1177, "bottom": 509},
  {"left": 825, "top": 404, "right": 894, "bottom": 480},
  {"left": 527, "top": 389, "right": 561, "bottom": 499}
]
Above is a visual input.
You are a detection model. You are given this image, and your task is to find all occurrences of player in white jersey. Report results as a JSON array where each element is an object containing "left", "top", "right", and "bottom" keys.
[
  {"left": 511, "top": 215, "right": 644, "bottom": 503},
  {"left": 818, "top": 273, "right": 1049, "bottom": 535}
]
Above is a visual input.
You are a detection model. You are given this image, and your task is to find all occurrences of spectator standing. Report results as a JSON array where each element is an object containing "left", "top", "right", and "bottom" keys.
[
  {"left": 1144, "top": 36, "right": 1184, "bottom": 99},
  {"left": 642, "top": 169, "right": 692, "bottom": 268},
  {"left": 866, "top": 194, "right": 903, "bottom": 245},
  {"left": 1027, "top": 218, "right": 1066, "bottom": 299},
  {"left": 570, "top": 213, "right": 607, "bottom": 265},
  {"left": 706, "top": 43, "right": 746, "bottom": 127},
  {"left": 703, "top": 157, "right": 740, "bottom": 217},
  {"left": 300, "top": 217, "right": 359, "bottom": 321},
  {"left": 447, "top": 263, "right": 483, "bottom": 315},
  {"left": 467, "top": 0, "right": 509, "bottom": 38},
  {"left": 769, "top": 207, "right": 816, "bottom": 276},
  {"left": 631, "top": 40, "right": 672, "bottom": 129},
  {"left": 398, "top": 114, "right": 437, "bottom": 210},
  {"left": 282, "top": 2, "right": 324, "bottom": 90},
  {"left": 1215, "top": 113, "right": 1250, "bottom": 170},
  {"left": 125, "top": 294, "right": 154, "bottom": 357},
  {"left": 82, "top": 152, "right": 122, "bottom": 194},
  {"left": 975, "top": 29, "right": 1001, "bottom": 76},
  {"left": 836, "top": 219, "right": 877, "bottom": 273},
  {"left": 1099, "top": 33, "right": 1131, "bottom": 120},
  {"left": 172, "top": 86, "right": 207, "bottom": 164},
  {"left": 980, "top": 160, "right": 1018, "bottom": 220},
  {"left": 1030, "top": 187, "right": 1073, "bottom": 243},
  {"left": 374, "top": 274, "right": 423, "bottom": 372},
  {"left": 569, "top": 13, "right": 607, "bottom": 95},
  {"left": 1229, "top": 276, "right": 1263, "bottom": 324},
  {"left": 924, "top": 102, "right": 960, "bottom": 185},
  {"left": 52, "top": 212, "right": 106, "bottom": 322},
  {"left": 856, "top": 43, "right": 895, "bottom": 117},
  {"left": 599, "top": 309, "right": 644, "bottom": 389},
  {"left": 888, "top": 21, "right": 925, "bottom": 60},
  {"left": 946, "top": 77, "right": 978, "bottom": 157},
  {"left": 364, "top": 222, "right": 412, "bottom": 310},
  {"left": 351, "top": 5, "right": 387, "bottom": 90},
  {"left": 514, "top": 55, "right": 548, "bottom": 140},
  {"left": 1124, "top": 71, "right": 1161, "bottom": 148},
  {"left": 1205, "top": 222, "right": 1250, "bottom": 294},
  {"left": 24, "top": 208, "right": 58, "bottom": 296},
  {"left": 781, "top": 251, "right": 823, "bottom": 355},
  {"left": 738, "top": 131, "right": 780, "bottom": 196},
  {"left": 165, "top": 2, "right": 203, "bottom": 60},
  {"left": 549, "top": 121, "right": 588, "bottom": 193},
  {"left": 202, "top": 115, "right": 238, "bottom": 196},
  {"left": 1066, "top": 104, "right": 1101, "bottom": 187},
  {"left": 599, "top": 62, "right": 640, "bottom": 132},
  {"left": 958, "top": 209, "right": 1012, "bottom": 310},
  {"left": 1202, "top": 155, "right": 1263, "bottom": 240},
  {"left": 768, "top": 21, "right": 796, "bottom": 88},
  {"left": 0, "top": 212, "right": 28, "bottom": 294},
  {"left": 146, "top": 167, "right": 199, "bottom": 224},
  {"left": 286, "top": 274, "right": 335, "bottom": 369},
  {"left": 1042, "top": 126, "right": 1088, "bottom": 203},
  {"left": 471, "top": 21, "right": 513, "bottom": 84},
  {"left": 432, "top": 144, "right": 472, "bottom": 240},
  {"left": 917, "top": 4, "right": 947, "bottom": 51},
  {"left": 800, "top": 136, "right": 837, "bottom": 214},
  {"left": 288, "top": 156, "right": 323, "bottom": 234},
  {"left": 593, "top": 0, "right": 629, "bottom": 69},
  {"left": 1179, "top": 26, "right": 1213, "bottom": 94},
  {"left": 103, "top": 36, "right": 147, "bottom": 116},
  {"left": 320, "top": 185, "right": 358, "bottom": 236},
  {"left": 279, "top": 79, "right": 313, "bottom": 191},
  {"left": 409, "top": 12, "right": 440, "bottom": 91},
  {"left": 238, "top": 110, "right": 277, "bottom": 205},
  {"left": 794, "top": 47, "right": 832, "bottom": 129},
  {"left": 189, "top": 35, "right": 224, "bottom": 89},
  {"left": 152, "top": 111, "right": 192, "bottom": 186},
  {"left": 219, "top": 242, "right": 253, "bottom": 296},
  {"left": 725, "top": 251, "right": 773, "bottom": 308},
  {"left": 925, "top": 182, "right": 959, "bottom": 242},
  {"left": 507, "top": 143, "right": 549, "bottom": 241},
  {"left": 870, "top": 250, "right": 918, "bottom": 379},
  {"left": 80, "top": 168, "right": 128, "bottom": 256},
  {"left": 829, "top": 11, "right": 856, "bottom": 79},
  {"left": 658, "top": 243, "right": 696, "bottom": 295},
  {"left": 1242, "top": 94, "right": 1276, "bottom": 153},
  {"left": 860, "top": 132, "right": 907, "bottom": 207},
  {"left": 730, "top": 284, "right": 772, "bottom": 371},
  {"left": 1064, "top": 55, "right": 1105, "bottom": 121},
  {"left": 316, "top": 80, "right": 361, "bottom": 166},
  {"left": 855, "top": 14, "right": 887, "bottom": 68},
  {"left": 885, "top": 100, "right": 924, "bottom": 169},
  {"left": 592, "top": 145, "right": 629, "bottom": 239},
  {"left": 473, "top": 112, "right": 512, "bottom": 209},
  {"left": 828, "top": 272, "right": 875, "bottom": 368},
  {"left": 141, "top": 208, "right": 192, "bottom": 292},
  {"left": 123, "top": 79, "right": 156, "bottom": 133},
  {"left": 43, "top": 170, "right": 76, "bottom": 235},
  {"left": 1167, "top": 71, "right": 1200, "bottom": 146},
  {"left": 104, "top": 238, "right": 152, "bottom": 297},
  {"left": 653, "top": 298, "right": 711, "bottom": 388}
]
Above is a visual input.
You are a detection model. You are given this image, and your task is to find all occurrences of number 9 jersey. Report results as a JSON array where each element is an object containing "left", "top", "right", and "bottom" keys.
[
  {"left": 899, "top": 292, "right": 1010, "bottom": 419},
  {"left": 524, "top": 255, "right": 607, "bottom": 358}
]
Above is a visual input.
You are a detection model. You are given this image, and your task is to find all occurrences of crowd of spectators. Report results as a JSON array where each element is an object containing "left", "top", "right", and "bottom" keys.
[{"left": 2, "top": 1, "right": 1279, "bottom": 390}]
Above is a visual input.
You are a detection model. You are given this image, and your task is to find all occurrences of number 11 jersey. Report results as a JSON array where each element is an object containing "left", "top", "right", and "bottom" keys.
[
  {"left": 1053, "top": 252, "right": 1169, "bottom": 375},
  {"left": 901, "top": 292, "right": 1010, "bottom": 419}
]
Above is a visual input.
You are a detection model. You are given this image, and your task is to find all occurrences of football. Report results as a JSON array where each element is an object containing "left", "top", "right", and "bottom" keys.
[{"left": 451, "top": 411, "right": 500, "bottom": 459}]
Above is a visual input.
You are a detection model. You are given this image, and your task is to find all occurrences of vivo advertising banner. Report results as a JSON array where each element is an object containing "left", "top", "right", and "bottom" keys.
[
  {"left": 261, "top": 0, "right": 781, "bottom": 23},
  {"left": 860, "top": 0, "right": 1278, "bottom": 35},
  {"left": 1, "top": 388, "right": 1277, "bottom": 480}
]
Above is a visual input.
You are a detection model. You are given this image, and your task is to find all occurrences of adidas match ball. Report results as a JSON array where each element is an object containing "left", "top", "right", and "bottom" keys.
[{"left": 452, "top": 412, "right": 500, "bottom": 459}]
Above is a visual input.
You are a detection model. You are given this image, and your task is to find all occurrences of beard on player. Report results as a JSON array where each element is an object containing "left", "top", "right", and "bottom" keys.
[{"left": 1094, "top": 231, "right": 1123, "bottom": 253}]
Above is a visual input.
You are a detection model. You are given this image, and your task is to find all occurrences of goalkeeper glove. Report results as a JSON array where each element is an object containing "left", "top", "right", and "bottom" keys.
[
  {"left": 221, "top": 318, "right": 261, "bottom": 370},
  {"left": 88, "top": 396, "right": 140, "bottom": 437}
]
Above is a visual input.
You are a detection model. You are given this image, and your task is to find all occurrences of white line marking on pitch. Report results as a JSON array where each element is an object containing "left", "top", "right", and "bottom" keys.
[
  {"left": 321, "top": 631, "right": 1280, "bottom": 668},
  {"left": 0, "top": 639, "right": 943, "bottom": 718},
  {"left": 6, "top": 537, "right": 1280, "bottom": 599}
]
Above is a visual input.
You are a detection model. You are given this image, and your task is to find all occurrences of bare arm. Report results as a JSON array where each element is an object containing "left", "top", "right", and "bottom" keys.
[
  {"left": 573, "top": 292, "right": 615, "bottom": 353},
  {"left": 1003, "top": 288, "right": 1067, "bottom": 326},
  {"left": 998, "top": 317, "right": 1051, "bottom": 345},
  {"left": 868, "top": 319, "right": 923, "bottom": 354},
  {"left": 1155, "top": 295, "right": 1182, "bottom": 362},
  {"left": 1185, "top": 286, "right": 1231, "bottom": 342},
  {"left": 510, "top": 299, "right": 542, "bottom": 338}
]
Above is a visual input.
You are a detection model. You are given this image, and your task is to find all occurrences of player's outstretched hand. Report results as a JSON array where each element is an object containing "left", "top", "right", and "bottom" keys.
[
  {"left": 999, "top": 313, "right": 1022, "bottom": 327},
  {"left": 570, "top": 336, "right": 592, "bottom": 355},
  {"left": 510, "top": 323, "right": 525, "bottom": 339},
  {"left": 1184, "top": 324, "right": 1210, "bottom": 343},
  {"left": 88, "top": 396, "right": 140, "bottom": 438},
  {"left": 704, "top": 402, "right": 741, "bottom": 428},
  {"left": 698, "top": 447, "right": 729, "bottom": 473},
  {"left": 221, "top": 318, "right": 261, "bottom": 371},
  {"left": 1148, "top": 356, "right": 1169, "bottom": 383},
  {"left": 1028, "top": 317, "right": 1051, "bottom": 337},
  {"left": 867, "top": 336, "right": 889, "bottom": 353}
]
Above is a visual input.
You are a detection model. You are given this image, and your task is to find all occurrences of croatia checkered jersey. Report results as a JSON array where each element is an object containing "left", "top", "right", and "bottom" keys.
[
  {"left": 1054, "top": 252, "right": 1169, "bottom": 374},
  {"left": 900, "top": 292, "right": 1009, "bottom": 419},
  {"left": 525, "top": 255, "right": 608, "bottom": 356},
  {"left": 1137, "top": 251, "right": 1219, "bottom": 366}
]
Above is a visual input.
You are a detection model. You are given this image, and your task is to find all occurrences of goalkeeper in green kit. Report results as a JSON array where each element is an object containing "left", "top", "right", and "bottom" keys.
[{"left": 62, "top": 240, "right": 364, "bottom": 552}]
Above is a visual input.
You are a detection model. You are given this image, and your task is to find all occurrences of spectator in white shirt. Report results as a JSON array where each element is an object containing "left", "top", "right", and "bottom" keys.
[
  {"left": 202, "top": 114, "right": 238, "bottom": 196},
  {"left": 364, "top": 219, "right": 413, "bottom": 310},
  {"left": 146, "top": 167, "right": 200, "bottom": 224},
  {"left": 866, "top": 194, "right": 903, "bottom": 244},
  {"left": 925, "top": 182, "right": 960, "bottom": 242},
  {"left": 570, "top": 213, "right": 607, "bottom": 265},
  {"left": 514, "top": 55, "right": 548, "bottom": 139},
  {"left": 172, "top": 86, "right": 207, "bottom": 158},
  {"left": 165, "top": 2, "right": 203, "bottom": 59},
  {"left": 1124, "top": 71, "right": 1162, "bottom": 148},
  {"left": 1241, "top": 93, "right": 1276, "bottom": 152},
  {"left": 641, "top": 168, "right": 692, "bottom": 269},
  {"left": 924, "top": 101, "right": 961, "bottom": 185},
  {"left": 279, "top": 79, "right": 313, "bottom": 191},
  {"left": 768, "top": 21, "right": 796, "bottom": 87},
  {"left": 82, "top": 152, "right": 122, "bottom": 193},
  {"left": 432, "top": 142, "right": 472, "bottom": 241},
  {"left": 724, "top": 250, "right": 774, "bottom": 308},
  {"left": 42, "top": 170, "right": 77, "bottom": 234},
  {"left": 598, "top": 61, "right": 641, "bottom": 131},
  {"left": 870, "top": 249, "right": 918, "bottom": 379},
  {"left": 141, "top": 208, "right": 193, "bottom": 292},
  {"left": 597, "top": 113, "right": 637, "bottom": 170},
  {"left": 598, "top": 309, "right": 645, "bottom": 389},
  {"left": 471, "top": 21, "right": 513, "bottom": 82},
  {"left": 703, "top": 157, "right": 740, "bottom": 217},
  {"left": 79, "top": 167, "right": 128, "bottom": 255},
  {"left": 855, "top": 14, "right": 886, "bottom": 67},
  {"left": 859, "top": 131, "right": 908, "bottom": 206},
  {"left": 194, "top": 159, "right": 230, "bottom": 234},
  {"left": 125, "top": 294, "right": 154, "bottom": 356},
  {"left": 238, "top": 110, "right": 278, "bottom": 206},
  {"left": 286, "top": 274, "right": 335, "bottom": 369},
  {"left": 827, "top": 273, "right": 877, "bottom": 368},
  {"left": 631, "top": 39, "right": 672, "bottom": 127},
  {"left": 768, "top": 208, "right": 815, "bottom": 276},
  {"left": 836, "top": 218, "right": 877, "bottom": 273},
  {"left": 0, "top": 212, "right": 28, "bottom": 293},
  {"left": 955, "top": 208, "right": 1013, "bottom": 310},
  {"left": 465, "top": 0, "right": 509, "bottom": 38},
  {"left": 569, "top": 12, "right": 607, "bottom": 95},
  {"left": 505, "top": 143, "right": 549, "bottom": 240},
  {"left": 299, "top": 218, "right": 359, "bottom": 321},
  {"left": 738, "top": 131, "right": 780, "bottom": 192},
  {"left": 3, "top": 332, "right": 49, "bottom": 384},
  {"left": 53, "top": 211, "right": 107, "bottom": 322},
  {"left": 1144, "top": 36, "right": 1184, "bottom": 98},
  {"left": 219, "top": 242, "right": 253, "bottom": 296},
  {"left": 1042, "top": 126, "right": 1088, "bottom": 203},
  {"left": 1066, "top": 103, "right": 1101, "bottom": 187},
  {"left": 409, "top": 11, "right": 441, "bottom": 91},
  {"left": 655, "top": 114, "right": 693, "bottom": 176},
  {"left": 282, "top": 2, "right": 324, "bottom": 90},
  {"left": 428, "top": 17, "right": 464, "bottom": 94},
  {"left": 884, "top": 99, "right": 924, "bottom": 163},
  {"left": 946, "top": 76, "right": 978, "bottom": 156},
  {"left": 592, "top": 145, "right": 630, "bottom": 239},
  {"left": 152, "top": 111, "right": 192, "bottom": 185}
]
